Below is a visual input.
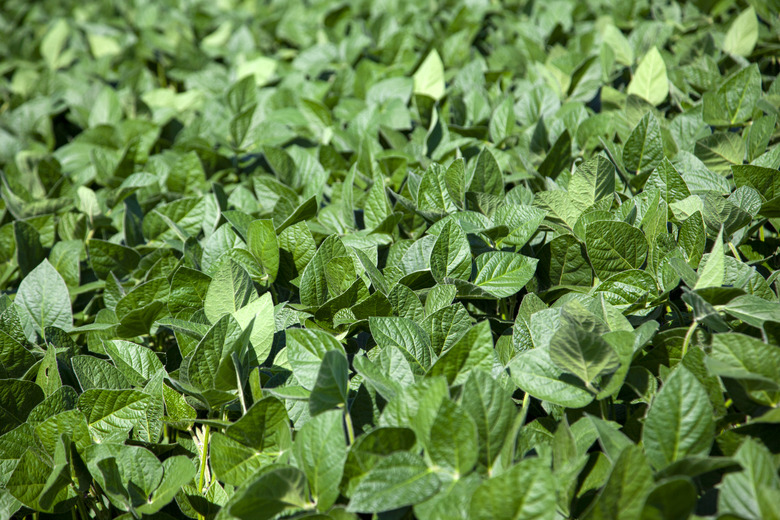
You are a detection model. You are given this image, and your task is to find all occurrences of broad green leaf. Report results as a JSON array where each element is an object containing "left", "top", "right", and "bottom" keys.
[
  {"left": 293, "top": 410, "right": 346, "bottom": 511},
  {"left": 232, "top": 292, "right": 275, "bottom": 366},
  {"left": 469, "top": 457, "right": 557, "bottom": 520},
  {"left": 583, "top": 445, "right": 653, "bottom": 520},
  {"left": 509, "top": 348, "right": 594, "bottom": 408},
  {"left": 203, "top": 259, "right": 257, "bottom": 324},
  {"left": 430, "top": 220, "right": 471, "bottom": 282},
  {"left": 426, "top": 400, "right": 478, "bottom": 477},
  {"left": 227, "top": 466, "right": 311, "bottom": 520},
  {"left": 709, "top": 333, "right": 780, "bottom": 406},
  {"left": 87, "top": 239, "right": 140, "bottom": 280},
  {"left": 15, "top": 260, "right": 72, "bottom": 339},
  {"left": 702, "top": 65, "right": 761, "bottom": 126},
  {"left": 642, "top": 366, "right": 714, "bottom": 469},
  {"left": 427, "top": 320, "right": 492, "bottom": 385},
  {"left": 718, "top": 438, "right": 780, "bottom": 520},
  {"left": 623, "top": 112, "right": 663, "bottom": 174},
  {"left": 626, "top": 47, "right": 668, "bottom": 106},
  {"left": 347, "top": 452, "right": 440, "bottom": 513},
  {"left": 471, "top": 251, "right": 538, "bottom": 298},
  {"left": 286, "top": 328, "right": 345, "bottom": 390},
  {"left": 723, "top": 7, "right": 758, "bottom": 57},
  {"left": 247, "top": 219, "right": 280, "bottom": 283},
  {"left": 549, "top": 323, "right": 620, "bottom": 391},
  {"left": 586, "top": 221, "right": 648, "bottom": 280},
  {"left": 78, "top": 388, "right": 151, "bottom": 443},
  {"left": 693, "top": 227, "right": 724, "bottom": 289},
  {"left": 309, "top": 349, "right": 349, "bottom": 415},
  {"left": 413, "top": 50, "right": 445, "bottom": 101},
  {"left": 645, "top": 158, "right": 690, "bottom": 205},
  {"left": 370, "top": 316, "right": 433, "bottom": 373},
  {"left": 470, "top": 148, "right": 503, "bottom": 197},
  {"left": 0, "top": 380, "right": 44, "bottom": 435},
  {"left": 568, "top": 156, "right": 616, "bottom": 210},
  {"left": 460, "top": 371, "right": 515, "bottom": 471}
]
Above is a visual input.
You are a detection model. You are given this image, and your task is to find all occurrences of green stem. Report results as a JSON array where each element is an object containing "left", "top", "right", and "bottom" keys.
[
  {"left": 727, "top": 242, "right": 741, "bottom": 260},
  {"left": 198, "top": 424, "right": 211, "bottom": 494},
  {"left": 682, "top": 320, "right": 698, "bottom": 358},
  {"left": 236, "top": 371, "right": 247, "bottom": 415},
  {"left": 344, "top": 408, "right": 355, "bottom": 446},
  {"left": 599, "top": 398, "right": 609, "bottom": 420}
]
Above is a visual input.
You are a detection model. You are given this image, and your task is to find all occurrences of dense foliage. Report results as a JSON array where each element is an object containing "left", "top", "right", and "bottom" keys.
[{"left": 1, "top": 0, "right": 780, "bottom": 518}]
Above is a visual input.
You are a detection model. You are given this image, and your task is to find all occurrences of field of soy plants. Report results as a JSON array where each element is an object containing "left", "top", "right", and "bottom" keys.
[{"left": 1, "top": 0, "right": 779, "bottom": 518}]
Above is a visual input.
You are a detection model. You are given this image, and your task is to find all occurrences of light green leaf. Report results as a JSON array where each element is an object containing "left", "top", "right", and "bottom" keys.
[
  {"left": 471, "top": 251, "right": 538, "bottom": 298},
  {"left": 626, "top": 47, "right": 668, "bottom": 106},
  {"left": 723, "top": 7, "right": 758, "bottom": 57},
  {"left": 203, "top": 259, "right": 257, "bottom": 324},
  {"left": 413, "top": 50, "right": 445, "bottom": 101},
  {"left": 693, "top": 227, "right": 724, "bottom": 289}
]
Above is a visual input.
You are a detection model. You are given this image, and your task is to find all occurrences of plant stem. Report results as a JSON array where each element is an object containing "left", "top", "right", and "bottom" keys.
[
  {"left": 728, "top": 242, "right": 741, "bottom": 260},
  {"left": 198, "top": 424, "right": 211, "bottom": 494},
  {"left": 344, "top": 408, "right": 356, "bottom": 446},
  {"left": 599, "top": 398, "right": 609, "bottom": 420},
  {"left": 682, "top": 320, "right": 698, "bottom": 358}
]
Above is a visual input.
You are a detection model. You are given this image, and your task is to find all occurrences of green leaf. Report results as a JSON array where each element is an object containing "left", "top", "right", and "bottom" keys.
[
  {"left": 568, "top": 156, "right": 616, "bottom": 210},
  {"left": 509, "top": 348, "right": 594, "bottom": 408},
  {"left": 642, "top": 366, "right": 714, "bottom": 469},
  {"left": 623, "top": 112, "right": 663, "bottom": 174},
  {"left": 430, "top": 220, "right": 471, "bottom": 282},
  {"left": 702, "top": 65, "right": 761, "bottom": 126},
  {"left": 309, "top": 349, "right": 349, "bottom": 415},
  {"left": 427, "top": 320, "right": 493, "bottom": 385},
  {"left": 15, "top": 259, "right": 72, "bottom": 339},
  {"left": 77, "top": 388, "right": 151, "bottom": 443},
  {"left": 718, "top": 438, "right": 780, "bottom": 520},
  {"left": 246, "top": 219, "right": 280, "bottom": 283},
  {"left": 293, "top": 410, "right": 347, "bottom": 511},
  {"left": 470, "top": 251, "right": 538, "bottom": 298},
  {"left": 413, "top": 50, "right": 446, "bottom": 101},
  {"left": 470, "top": 148, "right": 503, "bottom": 197},
  {"left": 709, "top": 333, "right": 780, "bottom": 406},
  {"left": 87, "top": 239, "right": 141, "bottom": 280},
  {"left": 549, "top": 323, "right": 620, "bottom": 391},
  {"left": 693, "top": 227, "right": 724, "bottom": 289},
  {"left": 203, "top": 259, "right": 257, "bottom": 324},
  {"left": 370, "top": 316, "right": 433, "bottom": 374},
  {"left": 583, "top": 445, "right": 653, "bottom": 520},
  {"left": 227, "top": 466, "right": 311, "bottom": 520},
  {"left": 426, "top": 399, "right": 478, "bottom": 477},
  {"left": 626, "top": 47, "right": 668, "bottom": 106},
  {"left": 723, "top": 7, "right": 758, "bottom": 57},
  {"left": 645, "top": 158, "right": 690, "bottom": 206},
  {"left": 460, "top": 371, "right": 515, "bottom": 471},
  {"left": 347, "top": 452, "right": 440, "bottom": 513},
  {"left": 640, "top": 477, "right": 697, "bottom": 520},
  {"left": 0, "top": 379, "right": 44, "bottom": 435},
  {"left": 137, "top": 456, "right": 196, "bottom": 515},
  {"left": 72, "top": 355, "right": 130, "bottom": 391},
  {"left": 286, "top": 328, "right": 345, "bottom": 390},
  {"left": 586, "top": 221, "right": 648, "bottom": 279},
  {"left": 469, "top": 457, "right": 557, "bottom": 520}
]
